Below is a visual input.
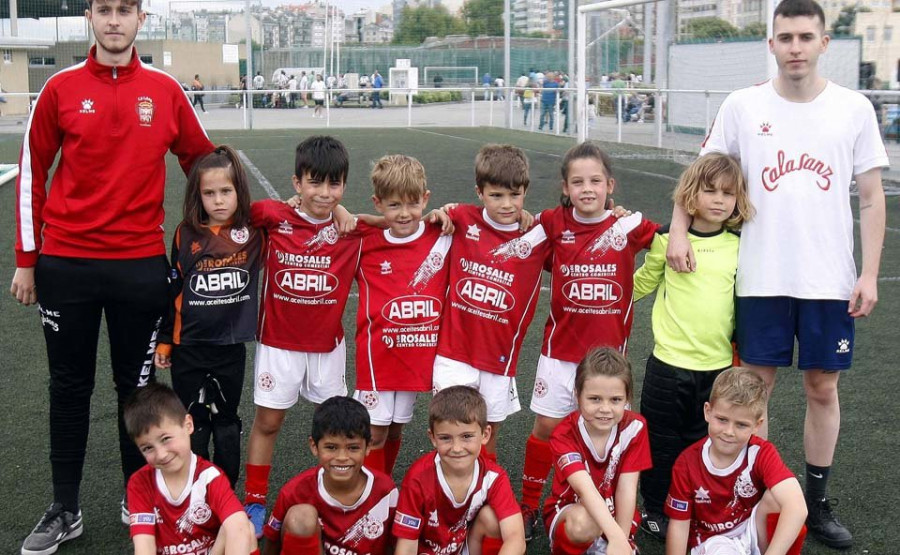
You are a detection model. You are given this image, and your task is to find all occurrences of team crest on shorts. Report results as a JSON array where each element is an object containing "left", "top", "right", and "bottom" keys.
[
  {"left": 360, "top": 391, "right": 379, "bottom": 409},
  {"left": 188, "top": 502, "right": 212, "bottom": 525},
  {"left": 533, "top": 378, "right": 548, "bottom": 398},
  {"left": 258, "top": 372, "right": 276, "bottom": 392},
  {"left": 231, "top": 226, "right": 250, "bottom": 244},
  {"left": 136, "top": 97, "right": 154, "bottom": 126}
]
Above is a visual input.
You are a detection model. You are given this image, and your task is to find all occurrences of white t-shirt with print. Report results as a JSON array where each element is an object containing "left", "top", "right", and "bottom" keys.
[{"left": 701, "top": 80, "right": 888, "bottom": 300}]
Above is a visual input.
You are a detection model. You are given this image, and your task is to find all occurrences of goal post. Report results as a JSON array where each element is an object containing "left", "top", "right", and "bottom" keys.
[
  {"left": 423, "top": 66, "right": 479, "bottom": 88},
  {"left": 576, "top": 0, "right": 661, "bottom": 143}
]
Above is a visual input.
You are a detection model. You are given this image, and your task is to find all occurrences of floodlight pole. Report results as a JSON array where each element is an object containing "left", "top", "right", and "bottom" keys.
[
  {"left": 504, "top": 0, "right": 511, "bottom": 129},
  {"left": 245, "top": 0, "right": 254, "bottom": 129},
  {"left": 10, "top": 0, "right": 17, "bottom": 36},
  {"left": 766, "top": 0, "right": 776, "bottom": 78}
]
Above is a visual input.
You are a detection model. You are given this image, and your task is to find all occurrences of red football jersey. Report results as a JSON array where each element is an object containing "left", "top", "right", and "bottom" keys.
[
  {"left": 355, "top": 222, "right": 452, "bottom": 391},
  {"left": 665, "top": 436, "right": 795, "bottom": 548},
  {"left": 436, "top": 205, "right": 550, "bottom": 376},
  {"left": 127, "top": 455, "right": 243, "bottom": 554},
  {"left": 393, "top": 452, "right": 520, "bottom": 555},
  {"left": 544, "top": 410, "right": 652, "bottom": 527},
  {"left": 540, "top": 208, "right": 658, "bottom": 361},
  {"left": 264, "top": 466, "right": 398, "bottom": 553},
  {"left": 251, "top": 200, "right": 362, "bottom": 352}
]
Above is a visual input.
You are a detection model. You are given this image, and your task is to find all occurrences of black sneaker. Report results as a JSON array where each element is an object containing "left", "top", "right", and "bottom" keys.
[
  {"left": 807, "top": 497, "right": 853, "bottom": 549},
  {"left": 21, "top": 503, "right": 83, "bottom": 555},
  {"left": 640, "top": 511, "right": 668, "bottom": 542},
  {"left": 520, "top": 503, "right": 540, "bottom": 542}
]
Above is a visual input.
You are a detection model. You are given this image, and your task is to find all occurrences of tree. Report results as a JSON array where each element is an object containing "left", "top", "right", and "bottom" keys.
[
  {"left": 831, "top": 4, "right": 871, "bottom": 37},
  {"left": 461, "top": 0, "right": 504, "bottom": 37},
  {"left": 684, "top": 17, "right": 739, "bottom": 40},
  {"left": 392, "top": 5, "right": 465, "bottom": 45},
  {"left": 741, "top": 22, "right": 767, "bottom": 38}
]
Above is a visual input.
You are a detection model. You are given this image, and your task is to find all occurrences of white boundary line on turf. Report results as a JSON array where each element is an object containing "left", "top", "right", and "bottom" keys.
[
  {"left": 408, "top": 128, "right": 678, "bottom": 182},
  {"left": 880, "top": 276, "right": 900, "bottom": 281},
  {"left": 854, "top": 218, "right": 900, "bottom": 234},
  {"left": 238, "top": 150, "right": 280, "bottom": 200}
]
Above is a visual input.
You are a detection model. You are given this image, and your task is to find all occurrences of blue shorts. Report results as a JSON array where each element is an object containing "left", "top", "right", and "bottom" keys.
[{"left": 736, "top": 296, "right": 854, "bottom": 371}]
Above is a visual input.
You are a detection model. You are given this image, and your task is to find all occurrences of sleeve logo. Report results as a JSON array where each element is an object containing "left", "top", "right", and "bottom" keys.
[
  {"left": 667, "top": 495, "right": 689, "bottom": 512},
  {"left": 557, "top": 452, "right": 582, "bottom": 469},
  {"left": 130, "top": 513, "right": 156, "bottom": 525},
  {"left": 394, "top": 512, "right": 422, "bottom": 529}
]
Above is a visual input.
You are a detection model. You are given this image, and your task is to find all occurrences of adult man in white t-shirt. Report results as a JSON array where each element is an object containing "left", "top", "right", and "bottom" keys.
[{"left": 666, "top": 0, "right": 887, "bottom": 549}]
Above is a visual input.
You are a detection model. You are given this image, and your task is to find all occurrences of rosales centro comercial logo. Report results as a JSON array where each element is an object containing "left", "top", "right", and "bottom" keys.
[
  {"left": 275, "top": 268, "right": 337, "bottom": 298},
  {"left": 189, "top": 267, "right": 250, "bottom": 299},
  {"left": 382, "top": 294, "right": 443, "bottom": 326},
  {"left": 563, "top": 277, "right": 622, "bottom": 308},
  {"left": 456, "top": 277, "right": 515, "bottom": 313}
]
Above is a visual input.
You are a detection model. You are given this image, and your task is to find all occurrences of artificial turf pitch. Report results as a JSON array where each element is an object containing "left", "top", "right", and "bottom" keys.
[{"left": 0, "top": 128, "right": 897, "bottom": 554}]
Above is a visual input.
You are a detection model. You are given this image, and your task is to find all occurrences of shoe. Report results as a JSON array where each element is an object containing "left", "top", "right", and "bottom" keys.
[
  {"left": 520, "top": 503, "right": 540, "bottom": 542},
  {"left": 244, "top": 502, "right": 266, "bottom": 539},
  {"left": 121, "top": 495, "right": 129, "bottom": 526},
  {"left": 640, "top": 511, "right": 668, "bottom": 541},
  {"left": 21, "top": 503, "right": 83, "bottom": 555},
  {"left": 806, "top": 497, "right": 852, "bottom": 549}
]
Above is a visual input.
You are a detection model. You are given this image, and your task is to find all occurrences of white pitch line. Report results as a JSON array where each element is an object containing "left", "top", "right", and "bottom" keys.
[
  {"left": 238, "top": 150, "right": 280, "bottom": 200},
  {"left": 879, "top": 276, "right": 900, "bottom": 281}
]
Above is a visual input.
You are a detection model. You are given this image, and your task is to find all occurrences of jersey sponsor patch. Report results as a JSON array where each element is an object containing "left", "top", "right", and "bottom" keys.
[
  {"left": 557, "top": 452, "right": 582, "bottom": 470},
  {"left": 394, "top": 512, "right": 422, "bottom": 530},
  {"left": 267, "top": 515, "right": 283, "bottom": 531},
  {"left": 130, "top": 512, "right": 156, "bottom": 525},
  {"left": 667, "top": 495, "right": 689, "bottom": 512}
]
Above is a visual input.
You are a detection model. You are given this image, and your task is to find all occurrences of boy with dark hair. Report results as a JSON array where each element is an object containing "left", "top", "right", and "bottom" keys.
[
  {"left": 262, "top": 396, "right": 398, "bottom": 554},
  {"left": 393, "top": 386, "right": 526, "bottom": 555},
  {"left": 666, "top": 368, "right": 807, "bottom": 555},
  {"left": 667, "top": 0, "right": 888, "bottom": 547},
  {"left": 352, "top": 154, "right": 452, "bottom": 475},
  {"left": 124, "top": 383, "right": 258, "bottom": 555},
  {"left": 243, "top": 135, "right": 363, "bottom": 537},
  {"left": 433, "top": 144, "right": 549, "bottom": 460}
]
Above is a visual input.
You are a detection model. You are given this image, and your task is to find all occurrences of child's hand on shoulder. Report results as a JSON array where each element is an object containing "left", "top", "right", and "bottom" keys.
[
  {"left": 518, "top": 209, "right": 534, "bottom": 232},
  {"left": 440, "top": 202, "right": 458, "bottom": 213},
  {"left": 285, "top": 194, "right": 301, "bottom": 209},
  {"left": 332, "top": 205, "right": 358, "bottom": 235},
  {"left": 427, "top": 209, "right": 454, "bottom": 235},
  {"left": 607, "top": 198, "right": 632, "bottom": 218}
]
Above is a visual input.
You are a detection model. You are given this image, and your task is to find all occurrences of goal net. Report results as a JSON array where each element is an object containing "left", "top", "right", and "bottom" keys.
[{"left": 423, "top": 66, "right": 479, "bottom": 89}]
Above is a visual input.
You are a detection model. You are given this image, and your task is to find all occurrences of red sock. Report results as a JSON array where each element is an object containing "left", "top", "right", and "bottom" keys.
[
  {"left": 732, "top": 341, "right": 742, "bottom": 367},
  {"left": 281, "top": 532, "right": 319, "bottom": 554},
  {"left": 521, "top": 434, "right": 553, "bottom": 509},
  {"left": 250, "top": 550, "right": 260, "bottom": 555},
  {"left": 482, "top": 536, "right": 504, "bottom": 555},
  {"left": 553, "top": 520, "right": 593, "bottom": 555},
  {"left": 244, "top": 464, "right": 271, "bottom": 505},
  {"left": 365, "top": 447, "right": 386, "bottom": 473},
  {"left": 484, "top": 451, "right": 498, "bottom": 464},
  {"left": 384, "top": 438, "right": 402, "bottom": 474},
  {"left": 766, "top": 513, "right": 807, "bottom": 555}
]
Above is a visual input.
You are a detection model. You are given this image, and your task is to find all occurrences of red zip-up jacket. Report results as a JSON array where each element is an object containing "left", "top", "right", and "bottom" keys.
[{"left": 14, "top": 46, "right": 214, "bottom": 267}]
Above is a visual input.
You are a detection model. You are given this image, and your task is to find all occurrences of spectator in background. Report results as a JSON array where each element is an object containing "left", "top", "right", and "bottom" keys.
[
  {"left": 371, "top": 69, "right": 384, "bottom": 109},
  {"left": 252, "top": 71, "right": 265, "bottom": 108},
  {"left": 299, "top": 71, "right": 309, "bottom": 109},
  {"left": 538, "top": 72, "right": 559, "bottom": 131},
  {"left": 287, "top": 74, "right": 297, "bottom": 109},
  {"left": 494, "top": 76, "right": 505, "bottom": 101},
  {"left": 191, "top": 74, "right": 207, "bottom": 114}
]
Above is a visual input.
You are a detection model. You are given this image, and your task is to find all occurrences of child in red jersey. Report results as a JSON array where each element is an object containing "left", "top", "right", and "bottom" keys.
[
  {"left": 124, "top": 383, "right": 258, "bottom": 555},
  {"left": 243, "top": 136, "right": 363, "bottom": 537},
  {"left": 262, "top": 396, "right": 398, "bottom": 555},
  {"left": 433, "top": 144, "right": 550, "bottom": 460},
  {"left": 520, "top": 143, "right": 658, "bottom": 537},
  {"left": 155, "top": 146, "right": 264, "bottom": 489},
  {"left": 544, "top": 348, "right": 651, "bottom": 555},
  {"left": 393, "top": 386, "right": 525, "bottom": 555},
  {"left": 666, "top": 368, "right": 807, "bottom": 555},
  {"left": 352, "top": 155, "right": 452, "bottom": 476}
]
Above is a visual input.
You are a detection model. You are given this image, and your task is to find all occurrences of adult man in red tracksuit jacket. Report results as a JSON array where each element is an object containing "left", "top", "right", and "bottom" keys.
[{"left": 11, "top": 1, "right": 214, "bottom": 552}]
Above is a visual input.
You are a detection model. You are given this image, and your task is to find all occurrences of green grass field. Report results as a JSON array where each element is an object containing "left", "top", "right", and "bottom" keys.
[{"left": 1, "top": 128, "right": 897, "bottom": 554}]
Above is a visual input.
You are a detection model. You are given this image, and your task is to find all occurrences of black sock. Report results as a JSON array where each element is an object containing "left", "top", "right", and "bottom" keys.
[{"left": 805, "top": 462, "right": 831, "bottom": 501}]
